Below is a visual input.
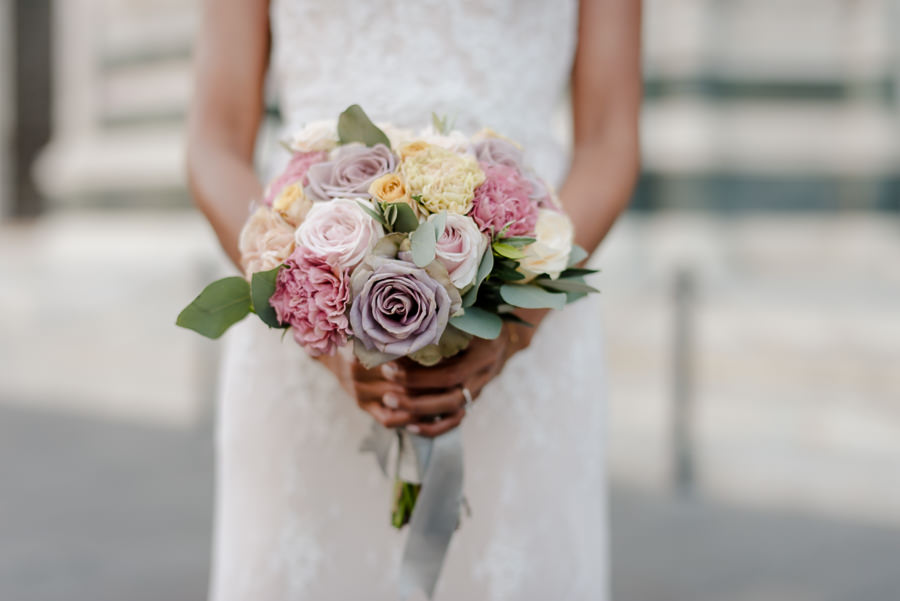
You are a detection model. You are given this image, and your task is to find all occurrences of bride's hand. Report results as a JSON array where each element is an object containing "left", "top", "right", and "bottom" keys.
[
  {"left": 318, "top": 351, "right": 472, "bottom": 437},
  {"left": 382, "top": 322, "right": 536, "bottom": 430}
]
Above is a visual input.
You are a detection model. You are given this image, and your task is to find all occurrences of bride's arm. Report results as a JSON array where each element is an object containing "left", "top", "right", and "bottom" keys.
[
  {"left": 380, "top": 0, "right": 642, "bottom": 415},
  {"left": 186, "top": 0, "right": 270, "bottom": 268}
]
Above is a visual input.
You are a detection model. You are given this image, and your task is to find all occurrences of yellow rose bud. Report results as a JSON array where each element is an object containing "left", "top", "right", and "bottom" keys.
[
  {"left": 369, "top": 173, "right": 409, "bottom": 204},
  {"left": 272, "top": 183, "right": 312, "bottom": 226}
]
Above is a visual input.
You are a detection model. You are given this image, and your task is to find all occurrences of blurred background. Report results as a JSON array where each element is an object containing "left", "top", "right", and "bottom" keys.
[{"left": 1, "top": 1, "right": 899, "bottom": 600}]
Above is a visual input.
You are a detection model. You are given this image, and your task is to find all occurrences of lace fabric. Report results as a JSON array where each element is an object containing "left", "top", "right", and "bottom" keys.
[{"left": 210, "top": 1, "right": 610, "bottom": 599}]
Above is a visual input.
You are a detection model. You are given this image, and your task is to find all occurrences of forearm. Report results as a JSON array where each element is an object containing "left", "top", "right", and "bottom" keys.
[
  {"left": 187, "top": 141, "right": 263, "bottom": 268},
  {"left": 560, "top": 133, "right": 639, "bottom": 256}
]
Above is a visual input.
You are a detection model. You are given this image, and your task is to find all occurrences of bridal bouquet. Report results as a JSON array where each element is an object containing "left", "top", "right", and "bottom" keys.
[{"left": 177, "top": 104, "right": 597, "bottom": 596}]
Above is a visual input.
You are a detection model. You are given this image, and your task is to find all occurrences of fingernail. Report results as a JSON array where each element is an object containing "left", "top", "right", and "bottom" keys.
[
  {"left": 381, "top": 363, "right": 399, "bottom": 380},
  {"left": 406, "top": 424, "right": 420, "bottom": 434},
  {"left": 382, "top": 393, "right": 399, "bottom": 408}
]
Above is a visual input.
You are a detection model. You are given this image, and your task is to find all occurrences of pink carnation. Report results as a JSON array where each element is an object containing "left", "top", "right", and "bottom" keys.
[
  {"left": 263, "top": 150, "right": 328, "bottom": 206},
  {"left": 269, "top": 246, "right": 350, "bottom": 357},
  {"left": 470, "top": 163, "right": 539, "bottom": 237}
]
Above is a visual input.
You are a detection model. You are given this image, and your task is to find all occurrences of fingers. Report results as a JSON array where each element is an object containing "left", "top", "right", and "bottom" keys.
[
  {"left": 383, "top": 387, "right": 466, "bottom": 417},
  {"left": 361, "top": 401, "right": 415, "bottom": 428},
  {"left": 407, "top": 408, "right": 466, "bottom": 438},
  {"left": 383, "top": 343, "right": 502, "bottom": 390}
]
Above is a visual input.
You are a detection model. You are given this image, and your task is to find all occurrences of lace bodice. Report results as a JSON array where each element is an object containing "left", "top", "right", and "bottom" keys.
[{"left": 270, "top": 0, "right": 579, "bottom": 186}]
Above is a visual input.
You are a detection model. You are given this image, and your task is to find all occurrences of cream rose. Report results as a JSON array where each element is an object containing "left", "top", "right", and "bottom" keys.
[
  {"left": 519, "top": 209, "right": 575, "bottom": 280},
  {"left": 295, "top": 198, "right": 383, "bottom": 270},
  {"left": 401, "top": 143, "right": 485, "bottom": 215},
  {"left": 418, "top": 125, "right": 471, "bottom": 153},
  {"left": 432, "top": 213, "right": 490, "bottom": 289},
  {"left": 272, "top": 183, "right": 313, "bottom": 226},
  {"left": 289, "top": 120, "right": 338, "bottom": 152},
  {"left": 239, "top": 206, "right": 296, "bottom": 277}
]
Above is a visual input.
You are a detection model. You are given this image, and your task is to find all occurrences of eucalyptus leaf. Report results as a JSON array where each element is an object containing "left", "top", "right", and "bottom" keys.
[
  {"left": 462, "top": 247, "right": 494, "bottom": 307},
  {"left": 251, "top": 266, "right": 285, "bottom": 328},
  {"left": 536, "top": 278, "right": 599, "bottom": 294},
  {"left": 431, "top": 211, "right": 447, "bottom": 240},
  {"left": 337, "top": 104, "right": 391, "bottom": 148},
  {"left": 449, "top": 307, "right": 503, "bottom": 340},
  {"left": 567, "top": 244, "right": 589, "bottom": 267},
  {"left": 410, "top": 221, "right": 437, "bottom": 267},
  {"left": 391, "top": 202, "right": 420, "bottom": 233},
  {"left": 492, "top": 242, "right": 526, "bottom": 260},
  {"left": 499, "top": 284, "right": 567, "bottom": 310},
  {"left": 176, "top": 276, "right": 251, "bottom": 339}
]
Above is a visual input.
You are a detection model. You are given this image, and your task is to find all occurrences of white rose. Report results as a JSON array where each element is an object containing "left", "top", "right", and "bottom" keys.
[
  {"left": 289, "top": 120, "right": 339, "bottom": 152},
  {"left": 295, "top": 198, "right": 383, "bottom": 270},
  {"left": 432, "top": 213, "right": 489, "bottom": 289},
  {"left": 418, "top": 125, "right": 471, "bottom": 153},
  {"left": 379, "top": 123, "right": 417, "bottom": 149},
  {"left": 519, "top": 209, "right": 574, "bottom": 280}
]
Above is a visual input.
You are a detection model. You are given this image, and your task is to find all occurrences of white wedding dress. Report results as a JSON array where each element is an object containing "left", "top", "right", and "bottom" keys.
[{"left": 210, "top": 1, "right": 610, "bottom": 599}]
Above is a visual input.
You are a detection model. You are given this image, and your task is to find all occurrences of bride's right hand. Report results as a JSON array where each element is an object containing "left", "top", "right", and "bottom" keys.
[{"left": 317, "top": 353, "right": 466, "bottom": 437}]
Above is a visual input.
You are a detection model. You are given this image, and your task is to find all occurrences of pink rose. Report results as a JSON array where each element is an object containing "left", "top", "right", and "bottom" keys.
[
  {"left": 432, "top": 214, "right": 489, "bottom": 289},
  {"left": 269, "top": 246, "right": 351, "bottom": 357},
  {"left": 470, "top": 163, "right": 539, "bottom": 238},
  {"left": 295, "top": 198, "right": 383, "bottom": 271},
  {"left": 263, "top": 150, "right": 328, "bottom": 206}
]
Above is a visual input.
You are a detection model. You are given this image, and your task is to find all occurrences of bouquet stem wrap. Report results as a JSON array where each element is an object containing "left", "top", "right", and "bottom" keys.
[{"left": 360, "top": 424, "right": 464, "bottom": 600}]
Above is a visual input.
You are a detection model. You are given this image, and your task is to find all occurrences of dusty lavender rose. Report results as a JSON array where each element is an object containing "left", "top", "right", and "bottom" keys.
[
  {"left": 349, "top": 255, "right": 461, "bottom": 365},
  {"left": 269, "top": 246, "right": 350, "bottom": 357},
  {"left": 305, "top": 144, "right": 398, "bottom": 202},
  {"left": 473, "top": 137, "right": 526, "bottom": 171}
]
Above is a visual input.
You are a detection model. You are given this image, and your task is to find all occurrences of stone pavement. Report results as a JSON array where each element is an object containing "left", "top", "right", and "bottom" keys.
[{"left": 2, "top": 404, "right": 900, "bottom": 601}]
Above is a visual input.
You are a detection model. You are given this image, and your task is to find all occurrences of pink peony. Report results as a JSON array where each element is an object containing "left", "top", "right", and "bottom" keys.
[
  {"left": 470, "top": 163, "right": 539, "bottom": 238},
  {"left": 269, "top": 246, "right": 351, "bottom": 357},
  {"left": 263, "top": 150, "right": 328, "bottom": 206}
]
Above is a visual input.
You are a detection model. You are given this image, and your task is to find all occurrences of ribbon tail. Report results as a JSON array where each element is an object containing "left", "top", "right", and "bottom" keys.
[
  {"left": 359, "top": 421, "right": 396, "bottom": 476},
  {"left": 398, "top": 428, "right": 464, "bottom": 600}
]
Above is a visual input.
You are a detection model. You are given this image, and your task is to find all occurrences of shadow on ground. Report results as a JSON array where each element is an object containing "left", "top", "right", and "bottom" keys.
[{"left": 2, "top": 405, "right": 899, "bottom": 601}]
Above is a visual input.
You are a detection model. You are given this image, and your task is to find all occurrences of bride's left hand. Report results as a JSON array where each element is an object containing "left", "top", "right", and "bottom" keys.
[{"left": 381, "top": 321, "right": 536, "bottom": 435}]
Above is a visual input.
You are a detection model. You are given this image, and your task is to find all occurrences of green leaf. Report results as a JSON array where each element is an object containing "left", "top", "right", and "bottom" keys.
[
  {"left": 176, "top": 276, "right": 251, "bottom": 339},
  {"left": 536, "top": 278, "right": 599, "bottom": 294},
  {"left": 499, "top": 284, "right": 567, "bottom": 310},
  {"left": 492, "top": 242, "right": 526, "bottom": 260},
  {"left": 391, "top": 202, "right": 420, "bottom": 233},
  {"left": 492, "top": 259, "right": 526, "bottom": 282},
  {"left": 250, "top": 266, "right": 285, "bottom": 328},
  {"left": 449, "top": 307, "right": 503, "bottom": 340},
  {"left": 410, "top": 221, "right": 437, "bottom": 267},
  {"left": 502, "top": 236, "right": 537, "bottom": 248},
  {"left": 356, "top": 200, "right": 387, "bottom": 227},
  {"left": 462, "top": 248, "right": 494, "bottom": 308},
  {"left": 337, "top": 104, "right": 391, "bottom": 148},
  {"left": 567, "top": 244, "right": 589, "bottom": 267},
  {"left": 559, "top": 267, "right": 599, "bottom": 278}
]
